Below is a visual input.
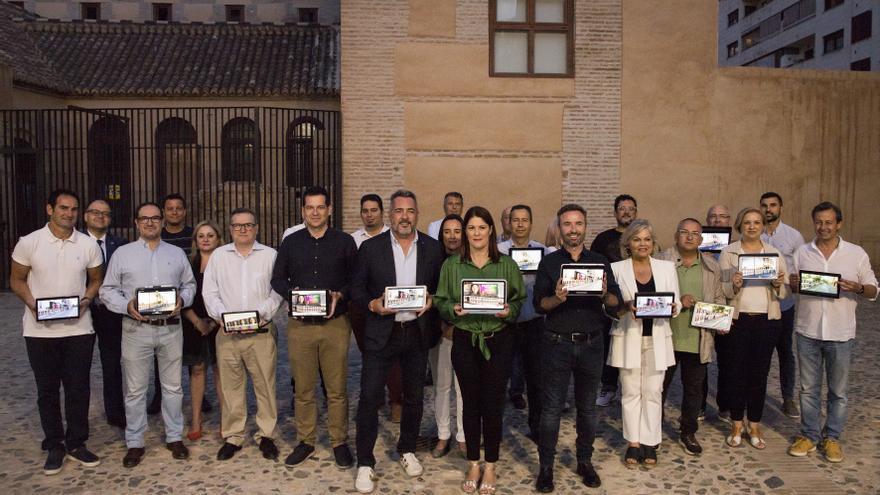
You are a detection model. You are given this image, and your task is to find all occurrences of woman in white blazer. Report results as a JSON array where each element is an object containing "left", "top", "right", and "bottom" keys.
[{"left": 608, "top": 219, "right": 680, "bottom": 469}]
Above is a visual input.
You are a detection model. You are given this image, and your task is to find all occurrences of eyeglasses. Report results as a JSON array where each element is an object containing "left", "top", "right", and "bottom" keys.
[
  {"left": 136, "top": 216, "right": 162, "bottom": 224},
  {"left": 231, "top": 223, "right": 257, "bottom": 231},
  {"left": 86, "top": 210, "right": 111, "bottom": 217},
  {"left": 677, "top": 230, "right": 702, "bottom": 238}
]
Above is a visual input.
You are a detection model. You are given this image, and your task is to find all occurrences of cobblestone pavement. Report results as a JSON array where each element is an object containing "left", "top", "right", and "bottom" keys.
[{"left": 0, "top": 293, "right": 877, "bottom": 494}]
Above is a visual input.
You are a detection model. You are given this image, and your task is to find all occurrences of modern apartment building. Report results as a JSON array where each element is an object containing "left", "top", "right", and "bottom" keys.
[
  {"left": 719, "top": 0, "right": 878, "bottom": 71},
  {"left": 4, "top": 0, "right": 339, "bottom": 25}
]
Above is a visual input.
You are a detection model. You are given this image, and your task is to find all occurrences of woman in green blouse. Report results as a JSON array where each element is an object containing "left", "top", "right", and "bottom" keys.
[{"left": 434, "top": 206, "right": 525, "bottom": 495}]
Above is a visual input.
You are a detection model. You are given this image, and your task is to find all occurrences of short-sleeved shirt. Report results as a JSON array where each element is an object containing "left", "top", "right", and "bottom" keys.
[
  {"left": 161, "top": 225, "right": 194, "bottom": 255},
  {"left": 793, "top": 238, "right": 877, "bottom": 342},
  {"left": 670, "top": 258, "right": 703, "bottom": 353},
  {"left": 12, "top": 225, "right": 103, "bottom": 338}
]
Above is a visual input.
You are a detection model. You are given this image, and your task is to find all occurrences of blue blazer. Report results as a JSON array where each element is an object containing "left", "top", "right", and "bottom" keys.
[{"left": 351, "top": 230, "right": 444, "bottom": 352}]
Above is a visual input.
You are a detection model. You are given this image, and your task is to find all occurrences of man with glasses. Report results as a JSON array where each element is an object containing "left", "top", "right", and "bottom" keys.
[
  {"left": 703, "top": 203, "right": 732, "bottom": 423},
  {"left": 658, "top": 219, "right": 725, "bottom": 456},
  {"left": 100, "top": 202, "right": 196, "bottom": 468},
  {"left": 203, "top": 208, "right": 283, "bottom": 462},
  {"left": 83, "top": 200, "right": 128, "bottom": 429},
  {"left": 590, "top": 194, "right": 638, "bottom": 407},
  {"left": 271, "top": 186, "right": 358, "bottom": 469},
  {"left": 10, "top": 189, "right": 104, "bottom": 475},
  {"left": 706, "top": 204, "right": 732, "bottom": 229}
]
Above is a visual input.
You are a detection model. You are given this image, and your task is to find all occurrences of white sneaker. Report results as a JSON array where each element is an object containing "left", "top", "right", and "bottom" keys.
[
  {"left": 355, "top": 466, "right": 377, "bottom": 493},
  {"left": 596, "top": 389, "right": 616, "bottom": 407},
  {"left": 400, "top": 452, "right": 423, "bottom": 477}
]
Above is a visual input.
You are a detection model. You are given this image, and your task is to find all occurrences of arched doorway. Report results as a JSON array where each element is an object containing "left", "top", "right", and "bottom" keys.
[
  {"left": 12, "top": 138, "right": 40, "bottom": 236},
  {"left": 88, "top": 117, "right": 131, "bottom": 226},
  {"left": 286, "top": 116, "right": 325, "bottom": 190},
  {"left": 155, "top": 117, "right": 198, "bottom": 200}
]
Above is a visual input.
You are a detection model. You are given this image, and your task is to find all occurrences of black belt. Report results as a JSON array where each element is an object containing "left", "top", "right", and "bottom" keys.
[
  {"left": 545, "top": 329, "right": 602, "bottom": 343},
  {"left": 126, "top": 316, "right": 180, "bottom": 326},
  {"left": 392, "top": 320, "right": 419, "bottom": 330}
]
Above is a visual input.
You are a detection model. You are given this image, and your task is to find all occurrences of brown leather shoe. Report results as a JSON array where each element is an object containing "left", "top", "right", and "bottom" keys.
[
  {"left": 166, "top": 441, "right": 189, "bottom": 460},
  {"left": 122, "top": 448, "right": 145, "bottom": 468}
]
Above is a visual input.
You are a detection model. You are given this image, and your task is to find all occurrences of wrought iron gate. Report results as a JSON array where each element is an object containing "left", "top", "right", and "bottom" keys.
[{"left": 0, "top": 106, "right": 341, "bottom": 289}]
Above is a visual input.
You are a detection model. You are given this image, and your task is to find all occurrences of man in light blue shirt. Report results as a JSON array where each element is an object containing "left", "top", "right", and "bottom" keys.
[
  {"left": 760, "top": 192, "right": 805, "bottom": 419},
  {"left": 497, "top": 204, "right": 548, "bottom": 439},
  {"left": 100, "top": 201, "right": 196, "bottom": 468}
]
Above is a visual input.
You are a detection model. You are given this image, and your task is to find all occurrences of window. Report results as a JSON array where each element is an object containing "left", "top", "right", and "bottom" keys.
[
  {"left": 744, "top": 5, "right": 757, "bottom": 16},
  {"left": 155, "top": 118, "right": 198, "bottom": 199},
  {"left": 825, "top": 0, "right": 844, "bottom": 11},
  {"left": 727, "top": 41, "right": 739, "bottom": 58},
  {"left": 728, "top": 9, "right": 739, "bottom": 27},
  {"left": 286, "top": 117, "right": 325, "bottom": 188},
  {"left": 852, "top": 11, "right": 872, "bottom": 43},
  {"left": 88, "top": 117, "right": 131, "bottom": 226},
  {"left": 742, "top": 27, "right": 760, "bottom": 50},
  {"left": 823, "top": 29, "right": 844, "bottom": 53},
  {"left": 81, "top": 2, "right": 100, "bottom": 20},
  {"left": 489, "top": 0, "right": 574, "bottom": 77},
  {"left": 298, "top": 8, "right": 318, "bottom": 24},
  {"left": 850, "top": 58, "right": 870, "bottom": 71},
  {"left": 153, "top": 3, "right": 172, "bottom": 22},
  {"left": 226, "top": 5, "right": 245, "bottom": 23},
  {"left": 221, "top": 117, "right": 260, "bottom": 182}
]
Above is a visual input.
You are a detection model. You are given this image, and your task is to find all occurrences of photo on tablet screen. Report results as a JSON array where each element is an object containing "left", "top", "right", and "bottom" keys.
[
  {"left": 799, "top": 270, "right": 840, "bottom": 299},
  {"left": 35, "top": 296, "right": 80, "bottom": 322},
  {"left": 289, "top": 290, "right": 330, "bottom": 317},
  {"left": 690, "top": 301, "right": 734, "bottom": 332},
  {"left": 634, "top": 292, "right": 675, "bottom": 318},
  {"left": 560, "top": 264, "right": 604, "bottom": 295},
  {"left": 699, "top": 227, "right": 732, "bottom": 253},
  {"left": 461, "top": 279, "right": 507, "bottom": 314},
  {"left": 137, "top": 287, "right": 178, "bottom": 316},
  {"left": 738, "top": 253, "right": 779, "bottom": 280},
  {"left": 509, "top": 248, "right": 543, "bottom": 273},
  {"left": 385, "top": 285, "right": 427, "bottom": 311},
  {"left": 222, "top": 311, "right": 260, "bottom": 333}
]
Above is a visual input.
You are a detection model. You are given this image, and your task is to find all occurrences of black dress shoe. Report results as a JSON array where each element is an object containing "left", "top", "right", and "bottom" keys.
[
  {"left": 510, "top": 394, "right": 527, "bottom": 410},
  {"left": 122, "top": 448, "right": 145, "bottom": 468},
  {"left": 333, "top": 443, "right": 353, "bottom": 468},
  {"left": 679, "top": 432, "right": 703, "bottom": 456},
  {"left": 577, "top": 462, "right": 601, "bottom": 488},
  {"left": 284, "top": 442, "right": 315, "bottom": 467},
  {"left": 536, "top": 466, "right": 554, "bottom": 493},
  {"left": 216, "top": 442, "right": 242, "bottom": 461},
  {"left": 166, "top": 441, "right": 189, "bottom": 460},
  {"left": 259, "top": 438, "right": 279, "bottom": 460}
]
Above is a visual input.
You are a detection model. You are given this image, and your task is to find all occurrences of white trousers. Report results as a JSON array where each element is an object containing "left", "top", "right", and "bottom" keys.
[
  {"left": 619, "top": 336, "right": 665, "bottom": 446},
  {"left": 429, "top": 337, "right": 465, "bottom": 442}
]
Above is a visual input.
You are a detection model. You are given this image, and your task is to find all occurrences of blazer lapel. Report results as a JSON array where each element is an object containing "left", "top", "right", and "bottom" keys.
[
  {"left": 621, "top": 258, "right": 638, "bottom": 300},
  {"left": 415, "top": 234, "right": 427, "bottom": 286},
  {"left": 386, "top": 234, "right": 398, "bottom": 287}
]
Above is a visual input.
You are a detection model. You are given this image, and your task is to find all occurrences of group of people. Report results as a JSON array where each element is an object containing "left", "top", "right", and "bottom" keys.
[{"left": 9, "top": 186, "right": 876, "bottom": 494}]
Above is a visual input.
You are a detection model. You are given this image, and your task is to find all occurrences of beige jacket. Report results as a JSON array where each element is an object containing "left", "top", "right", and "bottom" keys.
[
  {"left": 718, "top": 241, "right": 789, "bottom": 320},
  {"left": 657, "top": 247, "right": 725, "bottom": 364}
]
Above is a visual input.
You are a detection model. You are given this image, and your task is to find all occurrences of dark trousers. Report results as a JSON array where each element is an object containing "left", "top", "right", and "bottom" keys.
[
  {"left": 718, "top": 314, "right": 781, "bottom": 422},
  {"left": 517, "top": 318, "right": 546, "bottom": 435},
  {"left": 350, "top": 302, "right": 402, "bottom": 405},
  {"left": 356, "top": 322, "right": 428, "bottom": 467},
  {"left": 538, "top": 331, "right": 603, "bottom": 468},
  {"left": 25, "top": 333, "right": 96, "bottom": 451},
  {"left": 507, "top": 327, "right": 525, "bottom": 398},
  {"left": 93, "top": 305, "right": 125, "bottom": 421},
  {"left": 776, "top": 307, "right": 796, "bottom": 401},
  {"left": 662, "top": 351, "right": 706, "bottom": 435},
  {"left": 452, "top": 327, "right": 514, "bottom": 463},
  {"left": 600, "top": 321, "right": 618, "bottom": 391}
]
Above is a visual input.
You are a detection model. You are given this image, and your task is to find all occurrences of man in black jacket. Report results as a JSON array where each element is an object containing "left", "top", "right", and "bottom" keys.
[
  {"left": 352, "top": 190, "right": 443, "bottom": 494},
  {"left": 83, "top": 199, "right": 129, "bottom": 428}
]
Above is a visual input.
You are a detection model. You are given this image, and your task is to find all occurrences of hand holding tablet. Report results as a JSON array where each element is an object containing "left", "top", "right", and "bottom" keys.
[
  {"left": 289, "top": 290, "right": 330, "bottom": 317},
  {"left": 461, "top": 279, "right": 507, "bottom": 315},
  {"left": 35, "top": 296, "right": 80, "bottom": 322}
]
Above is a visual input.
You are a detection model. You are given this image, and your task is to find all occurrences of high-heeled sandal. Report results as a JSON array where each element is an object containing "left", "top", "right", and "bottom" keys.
[
  {"left": 623, "top": 446, "right": 642, "bottom": 469},
  {"left": 461, "top": 461, "right": 480, "bottom": 494},
  {"left": 641, "top": 445, "right": 657, "bottom": 469},
  {"left": 479, "top": 464, "right": 496, "bottom": 495}
]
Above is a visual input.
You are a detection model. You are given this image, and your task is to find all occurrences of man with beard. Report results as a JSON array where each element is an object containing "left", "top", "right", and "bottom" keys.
[
  {"left": 533, "top": 204, "right": 620, "bottom": 492},
  {"left": 352, "top": 190, "right": 443, "bottom": 493},
  {"left": 759, "top": 192, "right": 805, "bottom": 419},
  {"left": 590, "top": 194, "right": 637, "bottom": 407}
]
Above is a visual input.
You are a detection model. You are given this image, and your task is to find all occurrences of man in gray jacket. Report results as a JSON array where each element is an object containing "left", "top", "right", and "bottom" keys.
[{"left": 658, "top": 218, "right": 725, "bottom": 456}]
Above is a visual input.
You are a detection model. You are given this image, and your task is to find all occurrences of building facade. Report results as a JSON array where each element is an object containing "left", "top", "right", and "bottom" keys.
[{"left": 719, "top": 0, "right": 878, "bottom": 71}]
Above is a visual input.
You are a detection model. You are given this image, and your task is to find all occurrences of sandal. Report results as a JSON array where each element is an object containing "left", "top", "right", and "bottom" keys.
[
  {"left": 746, "top": 427, "right": 766, "bottom": 450},
  {"left": 623, "top": 446, "right": 642, "bottom": 469},
  {"left": 642, "top": 445, "right": 657, "bottom": 469},
  {"left": 479, "top": 463, "right": 496, "bottom": 495},
  {"left": 462, "top": 461, "right": 480, "bottom": 494},
  {"left": 726, "top": 429, "right": 743, "bottom": 448}
]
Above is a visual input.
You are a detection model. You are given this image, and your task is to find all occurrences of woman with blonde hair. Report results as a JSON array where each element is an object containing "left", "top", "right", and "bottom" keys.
[
  {"left": 181, "top": 220, "right": 224, "bottom": 440},
  {"left": 717, "top": 207, "right": 787, "bottom": 450},
  {"left": 608, "top": 219, "right": 680, "bottom": 468}
]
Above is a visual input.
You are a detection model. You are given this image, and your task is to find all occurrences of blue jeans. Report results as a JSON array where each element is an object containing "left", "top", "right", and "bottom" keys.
[
  {"left": 538, "top": 331, "right": 603, "bottom": 468},
  {"left": 121, "top": 318, "right": 184, "bottom": 448},
  {"left": 796, "top": 333, "right": 853, "bottom": 443}
]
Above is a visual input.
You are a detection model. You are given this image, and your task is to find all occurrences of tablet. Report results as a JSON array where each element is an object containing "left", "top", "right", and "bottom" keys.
[
  {"left": 634, "top": 292, "right": 675, "bottom": 318},
  {"left": 560, "top": 263, "right": 605, "bottom": 295},
  {"left": 690, "top": 301, "right": 734, "bottom": 333},
  {"left": 289, "top": 289, "right": 330, "bottom": 317},
  {"left": 222, "top": 311, "right": 260, "bottom": 333},
  {"left": 738, "top": 253, "right": 779, "bottom": 280},
  {"left": 384, "top": 285, "right": 427, "bottom": 311},
  {"left": 136, "top": 287, "right": 178, "bottom": 316},
  {"left": 509, "top": 248, "right": 544, "bottom": 273},
  {"left": 699, "top": 227, "right": 732, "bottom": 253},
  {"left": 798, "top": 270, "right": 840, "bottom": 299},
  {"left": 461, "top": 279, "right": 507, "bottom": 314},
  {"left": 35, "top": 296, "right": 80, "bottom": 322}
]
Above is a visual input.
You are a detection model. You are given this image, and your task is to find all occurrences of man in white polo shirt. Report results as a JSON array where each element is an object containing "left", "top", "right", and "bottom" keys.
[
  {"left": 787, "top": 201, "right": 877, "bottom": 463},
  {"left": 9, "top": 189, "right": 104, "bottom": 476}
]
